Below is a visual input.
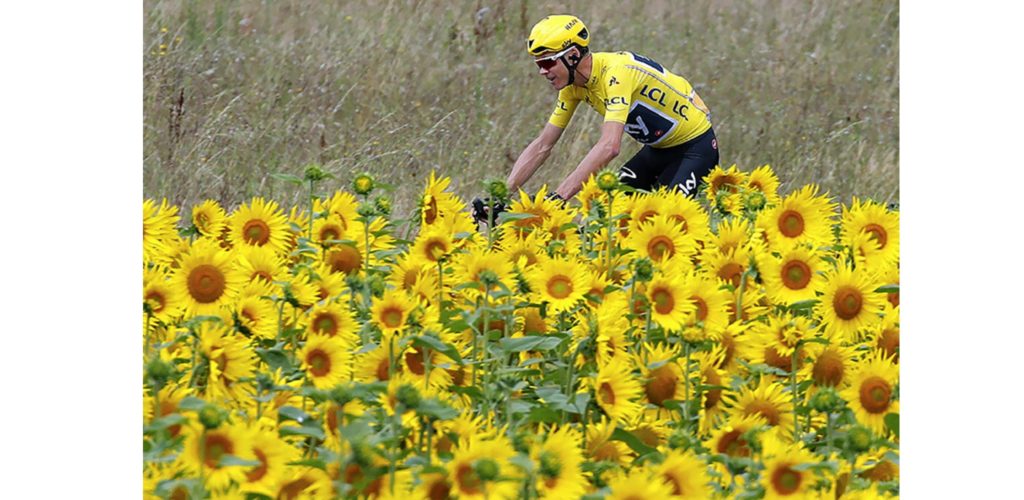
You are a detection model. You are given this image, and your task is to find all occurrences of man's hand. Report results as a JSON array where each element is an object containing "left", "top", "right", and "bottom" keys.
[{"left": 471, "top": 197, "right": 507, "bottom": 225}]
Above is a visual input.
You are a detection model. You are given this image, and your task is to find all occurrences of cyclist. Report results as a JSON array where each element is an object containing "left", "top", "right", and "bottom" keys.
[{"left": 507, "top": 15, "right": 719, "bottom": 201}]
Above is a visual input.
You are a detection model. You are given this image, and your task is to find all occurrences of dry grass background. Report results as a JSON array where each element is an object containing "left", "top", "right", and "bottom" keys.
[{"left": 143, "top": 0, "right": 898, "bottom": 219}]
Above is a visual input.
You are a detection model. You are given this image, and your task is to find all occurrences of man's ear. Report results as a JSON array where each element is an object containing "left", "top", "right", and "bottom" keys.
[{"left": 567, "top": 48, "right": 581, "bottom": 64}]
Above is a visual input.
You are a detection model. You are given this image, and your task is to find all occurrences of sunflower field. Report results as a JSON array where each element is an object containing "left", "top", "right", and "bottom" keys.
[{"left": 143, "top": 164, "right": 899, "bottom": 499}]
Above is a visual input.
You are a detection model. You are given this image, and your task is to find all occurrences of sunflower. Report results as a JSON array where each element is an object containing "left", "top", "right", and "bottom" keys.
[
  {"left": 728, "top": 378, "right": 795, "bottom": 437},
  {"left": 739, "top": 313, "right": 813, "bottom": 374},
  {"left": 143, "top": 198, "right": 181, "bottom": 266},
  {"left": 704, "top": 164, "right": 748, "bottom": 215},
  {"left": 498, "top": 229, "right": 549, "bottom": 271},
  {"left": 233, "top": 244, "right": 288, "bottom": 288},
  {"left": 144, "top": 266, "right": 183, "bottom": 325},
  {"left": 842, "top": 197, "right": 899, "bottom": 271},
  {"left": 709, "top": 216, "right": 753, "bottom": 257},
  {"left": 298, "top": 334, "right": 352, "bottom": 389},
  {"left": 231, "top": 293, "right": 278, "bottom": 340},
  {"left": 815, "top": 262, "right": 886, "bottom": 340},
  {"left": 411, "top": 225, "right": 457, "bottom": 266},
  {"left": 672, "top": 268, "right": 732, "bottom": 342},
  {"left": 452, "top": 247, "right": 516, "bottom": 298},
  {"left": 696, "top": 349, "right": 732, "bottom": 435},
  {"left": 760, "top": 436, "right": 821, "bottom": 499},
  {"left": 704, "top": 414, "right": 769, "bottom": 459},
  {"left": 655, "top": 449, "right": 714, "bottom": 498},
  {"left": 505, "top": 186, "right": 571, "bottom": 238},
  {"left": 526, "top": 256, "right": 590, "bottom": 314},
  {"left": 799, "top": 337, "right": 860, "bottom": 391},
  {"left": 304, "top": 301, "right": 358, "bottom": 343},
  {"left": 198, "top": 322, "right": 257, "bottom": 401},
  {"left": 746, "top": 164, "right": 782, "bottom": 207},
  {"left": 605, "top": 467, "right": 675, "bottom": 500},
  {"left": 321, "top": 189, "right": 360, "bottom": 230},
  {"left": 228, "top": 197, "right": 290, "bottom": 255},
  {"left": 655, "top": 187, "right": 712, "bottom": 241},
  {"left": 311, "top": 213, "right": 351, "bottom": 247},
  {"left": 709, "top": 321, "right": 754, "bottom": 374},
  {"left": 585, "top": 417, "right": 632, "bottom": 466},
  {"left": 239, "top": 423, "right": 300, "bottom": 497},
  {"left": 646, "top": 273, "right": 696, "bottom": 332},
  {"left": 592, "top": 356, "right": 644, "bottom": 424},
  {"left": 420, "top": 171, "right": 467, "bottom": 227},
  {"left": 371, "top": 290, "right": 417, "bottom": 338},
  {"left": 298, "top": 262, "right": 348, "bottom": 303},
  {"left": 399, "top": 342, "right": 455, "bottom": 391},
  {"left": 868, "top": 304, "right": 900, "bottom": 362},
  {"left": 191, "top": 199, "right": 228, "bottom": 238},
  {"left": 447, "top": 433, "right": 520, "bottom": 500},
  {"left": 323, "top": 238, "right": 366, "bottom": 276},
  {"left": 759, "top": 243, "right": 828, "bottom": 306},
  {"left": 149, "top": 383, "right": 194, "bottom": 439},
  {"left": 275, "top": 466, "right": 334, "bottom": 499},
  {"left": 855, "top": 448, "right": 900, "bottom": 484},
  {"left": 701, "top": 245, "right": 752, "bottom": 289},
  {"left": 840, "top": 350, "right": 899, "bottom": 435},
  {"left": 533, "top": 426, "right": 587, "bottom": 499},
  {"left": 356, "top": 345, "right": 398, "bottom": 383},
  {"left": 757, "top": 184, "right": 837, "bottom": 250},
  {"left": 624, "top": 215, "right": 698, "bottom": 265},
  {"left": 173, "top": 237, "right": 244, "bottom": 317},
  {"left": 576, "top": 173, "right": 606, "bottom": 215},
  {"left": 626, "top": 192, "right": 666, "bottom": 229},
  {"left": 178, "top": 421, "right": 255, "bottom": 492},
  {"left": 638, "top": 343, "right": 686, "bottom": 408}
]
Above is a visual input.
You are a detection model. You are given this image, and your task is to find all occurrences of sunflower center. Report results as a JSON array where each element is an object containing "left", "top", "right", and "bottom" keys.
[
  {"left": 647, "top": 236, "right": 674, "bottom": 261},
  {"left": 593, "top": 441, "right": 621, "bottom": 462},
  {"left": 718, "top": 262, "right": 744, "bottom": 288},
  {"left": 253, "top": 270, "right": 274, "bottom": 283},
  {"left": 772, "top": 466, "right": 802, "bottom": 495},
  {"left": 381, "top": 307, "right": 404, "bottom": 329},
  {"left": 765, "top": 346, "right": 795, "bottom": 372},
  {"left": 547, "top": 275, "right": 574, "bottom": 300},
  {"left": 145, "top": 291, "right": 166, "bottom": 313},
  {"left": 778, "top": 210, "right": 805, "bottom": 238},
  {"left": 645, "top": 366, "right": 677, "bottom": 406},
  {"left": 423, "top": 196, "right": 439, "bottom": 225},
  {"left": 426, "top": 240, "right": 448, "bottom": 261},
  {"left": 428, "top": 480, "right": 451, "bottom": 500},
  {"left": 327, "top": 244, "right": 362, "bottom": 275},
  {"left": 405, "top": 348, "right": 426, "bottom": 375},
  {"left": 307, "top": 349, "right": 331, "bottom": 377},
  {"left": 599, "top": 382, "right": 616, "bottom": 405},
  {"left": 746, "top": 401, "right": 781, "bottom": 426},
  {"left": 245, "top": 449, "right": 269, "bottom": 482},
  {"left": 833, "top": 286, "right": 864, "bottom": 320},
  {"left": 664, "top": 474, "right": 684, "bottom": 496},
  {"left": 781, "top": 259, "right": 812, "bottom": 290},
  {"left": 878, "top": 328, "right": 900, "bottom": 359},
  {"left": 691, "top": 296, "right": 709, "bottom": 321},
  {"left": 187, "top": 264, "right": 226, "bottom": 304},
  {"left": 242, "top": 219, "right": 271, "bottom": 245},
  {"left": 717, "top": 430, "right": 751, "bottom": 457},
  {"left": 455, "top": 464, "right": 482, "bottom": 495},
  {"left": 320, "top": 227, "right": 340, "bottom": 242},
  {"left": 670, "top": 215, "right": 689, "bottom": 232},
  {"left": 376, "top": 358, "right": 391, "bottom": 381},
  {"left": 651, "top": 288, "right": 675, "bottom": 315},
  {"left": 202, "top": 433, "right": 233, "bottom": 469},
  {"left": 863, "top": 224, "right": 888, "bottom": 248},
  {"left": 859, "top": 376, "right": 892, "bottom": 414},
  {"left": 703, "top": 367, "right": 723, "bottom": 410},
  {"left": 314, "top": 314, "right": 338, "bottom": 336},
  {"left": 812, "top": 350, "right": 845, "bottom": 387},
  {"left": 860, "top": 460, "right": 898, "bottom": 482}
]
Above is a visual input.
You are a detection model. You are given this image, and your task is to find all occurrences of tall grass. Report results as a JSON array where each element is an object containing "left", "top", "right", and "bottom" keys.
[{"left": 144, "top": 0, "right": 898, "bottom": 217}]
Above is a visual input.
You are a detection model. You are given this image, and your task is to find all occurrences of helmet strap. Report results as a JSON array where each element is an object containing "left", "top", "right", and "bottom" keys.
[{"left": 559, "top": 55, "right": 579, "bottom": 86}]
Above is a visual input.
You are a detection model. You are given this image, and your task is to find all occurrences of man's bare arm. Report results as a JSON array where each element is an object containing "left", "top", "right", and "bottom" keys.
[
  {"left": 507, "top": 123, "right": 565, "bottom": 193},
  {"left": 554, "top": 121, "right": 624, "bottom": 199}
]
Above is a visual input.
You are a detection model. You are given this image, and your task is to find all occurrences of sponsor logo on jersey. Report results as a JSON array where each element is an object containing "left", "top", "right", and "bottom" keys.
[
  {"left": 618, "top": 166, "right": 637, "bottom": 180},
  {"left": 609, "top": 76, "right": 619, "bottom": 86},
  {"left": 604, "top": 96, "right": 628, "bottom": 107},
  {"left": 639, "top": 85, "right": 668, "bottom": 107}
]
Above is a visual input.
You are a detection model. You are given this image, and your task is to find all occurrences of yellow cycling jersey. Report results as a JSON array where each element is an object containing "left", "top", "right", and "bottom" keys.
[{"left": 547, "top": 51, "right": 712, "bottom": 148}]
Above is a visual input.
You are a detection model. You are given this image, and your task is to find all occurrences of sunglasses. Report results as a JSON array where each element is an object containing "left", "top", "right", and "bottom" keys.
[{"left": 534, "top": 47, "right": 573, "bottom": 70}]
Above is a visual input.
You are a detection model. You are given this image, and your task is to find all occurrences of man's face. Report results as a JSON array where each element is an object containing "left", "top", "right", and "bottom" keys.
[{"left": 534, "top": 47, "right": 576, "bottom": 91}]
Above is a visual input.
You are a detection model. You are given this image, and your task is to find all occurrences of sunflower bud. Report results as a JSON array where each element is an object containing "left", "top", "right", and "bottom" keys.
[
  {"left": 633, "top": 257, "right": 654, "bottom": 283},
  {"left": 352, "top": 440, "right": 374, "bottom": 467},
  {"left": 744, "top": 190, "right": 767, "bottom": 212},
  {"left": 357, "top": 203, "right": 376, "bottom": 218},
  {"left": 304, "top": 164, "right": 328, "bottom": 182},
  {"left": 198, "top": 404, "right": 224, "bottom": 429},
  {"left": 596, "top": 170, "right": 619, "bottom": 192},
  {"left": 474, "top": 458, "right": 500, "bottom": 481},
  {"left": 809, "top": 387, "right": 842, "bottom": 413},
  {"left": 512, "top": 432, "right": 535, "bottom": 454},
  {"left": 146, "top": 358, "right": 174, "bottom": 388},
  {"left": 374, "top": 196, "right": 392, "bottom": 216},
  {"left": 486, "top": 180, "right": 509, "bottom": 201},
  {"left": 538, "top": 450, "right": 561, "bottom": 478},
  {"left": 395, "top": 384, "right": 421, "bottom": 410},
  {"left": 847, "top": 425, "right": 873, "bottom": 453},
  {"left": 330, "top": 386, "right": 352, "bottom": 406},
  {"left": 353, "top": 173, "right": 375, "bottom": 195}
]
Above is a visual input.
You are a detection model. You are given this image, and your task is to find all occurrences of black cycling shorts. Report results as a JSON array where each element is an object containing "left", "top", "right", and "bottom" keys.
[{"left": 617, "top": 127, "right": 719, "bottom": 197}]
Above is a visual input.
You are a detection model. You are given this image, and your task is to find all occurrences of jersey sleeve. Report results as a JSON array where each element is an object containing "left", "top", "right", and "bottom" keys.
[
  {"left": 547, "top": 88, "right": 580, "bottom": 129},
  {"left": 601, "top": 64, "right": 635, "bottom": 124}
]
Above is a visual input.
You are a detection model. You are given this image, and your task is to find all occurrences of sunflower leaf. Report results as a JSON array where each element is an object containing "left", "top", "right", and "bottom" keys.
[
  {"left": 144, "top": 414, "right": 188, "bottom": 433},
  {"left": 411, "top": 335, "right": 463, "bottom": 365},
  {"left": 278, "top": 406, "right": 312, "bottom": 423},
  {"left": 528, "top": 405, "right": 561, "bottom": 423},
  {"left": 270, "top": 172, "right": 304, "bottom": 185},
  {"left": 884, "top": 413, "right": 899, "bottom": 438},
  {"left": 256, "top": 347, "right": 293, "bottom": 374},
  {"left": 497, "top": 211, "right": 542, "bottom": 223},
  {"left": 287, "top": 458, "right": 327, "bottom": 470},
  {"left": 498, "top": 336, "right": 563, "bottom": 352},
  {"left": 875, "top": 284, "right": 899, "bottom": 294},
  {"left": 611, "top": 428, "right": 658, "bottom": 457},
  {"left": 786, "top": 299, "right": 819, "bottom": 311},
  {"left": 280, "top": 425, "right": 326, "bottom": 440},
  {"left": 219, "top": 454, "right": 262, "bottom": 467},
  {"left": 177, "top": 396, "right": 208, "bottom": 412}
]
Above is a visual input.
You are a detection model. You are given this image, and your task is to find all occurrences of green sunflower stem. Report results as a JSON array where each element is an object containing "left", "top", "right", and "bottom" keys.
[
  {"left": 605, "top": 192, "right": 615, "bottom": 281},
  {"left": 308, "top": 179, "right": 314, "bottom": 240},
  {"left": 791, "top": 347, "right": 800, "bottom": 440},
  {"left": 683, "top": 340, "right": 691, "bottom": 428}
]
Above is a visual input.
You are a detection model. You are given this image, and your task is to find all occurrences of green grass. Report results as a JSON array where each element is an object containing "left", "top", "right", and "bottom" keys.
[{"left": 144, "top": 0, "right": 898, "bottom": 218}]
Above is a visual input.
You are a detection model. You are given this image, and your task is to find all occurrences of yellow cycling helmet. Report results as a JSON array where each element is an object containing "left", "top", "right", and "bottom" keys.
[{"left": 526, "top": 15, "right": 589, "bottom": 57}]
